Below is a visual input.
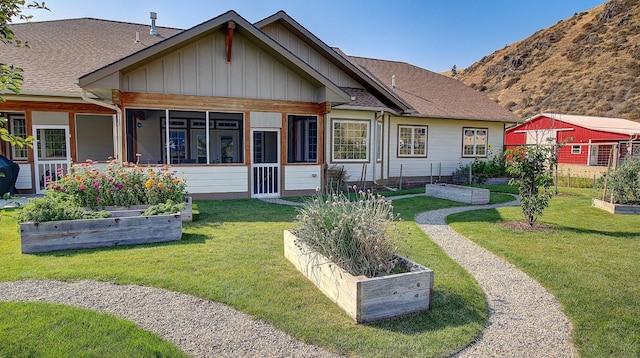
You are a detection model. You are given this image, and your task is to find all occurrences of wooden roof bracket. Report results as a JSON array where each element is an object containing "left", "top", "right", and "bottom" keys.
[{"left": 226, "top": 20, "right": 236, "bottom": 64}]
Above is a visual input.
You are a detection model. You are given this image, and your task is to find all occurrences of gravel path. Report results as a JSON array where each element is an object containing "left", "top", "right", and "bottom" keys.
[
  {"left": 0, "top": 280, "right": 342, "bottom": 358},
  {"left": 0, "top": 194, "right": 577, "bottom": 357},
  {"left": 415, "top": 198, "right": 577, "bottom": 357}
]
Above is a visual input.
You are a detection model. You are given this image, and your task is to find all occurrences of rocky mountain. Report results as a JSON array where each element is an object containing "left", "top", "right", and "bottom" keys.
[{"left": 454, "top": 0, "right": 640, "bottom": 120}]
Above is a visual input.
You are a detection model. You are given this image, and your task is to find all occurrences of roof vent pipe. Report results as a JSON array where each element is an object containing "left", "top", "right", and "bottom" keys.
[
  {"left": 134, "top": 31, "right": 140, "bottom": 43},
  {"left": 391, "top": 75, "right": 396, "bottom": 88},
  {"left": 150, "top": 12, "right": 158, "bottom": 36}
]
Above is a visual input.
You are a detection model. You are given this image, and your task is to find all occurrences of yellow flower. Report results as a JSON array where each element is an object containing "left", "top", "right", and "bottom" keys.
[{"left": 145, "top": 178, "right": 156, "bottom": 189}]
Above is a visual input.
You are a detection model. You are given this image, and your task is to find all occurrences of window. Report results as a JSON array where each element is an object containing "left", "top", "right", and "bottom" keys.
[
  {"left": 462, "top": 128, "right": 487, "bottom": 157},
  {"left": 288, "top": 115, "right": 317, "bottom": 163},
  {"left": 36, "top": 128, "right": 67, "bottom": 158},
  {"left": 398, "top": 125, "right": 427, "bottom": 157},
  {"left": 151, "top": 111, "right": 243, "bottom": 164},
  {"left": 9, "top": 115, "right": 27, "bottom": 160},
  {"left": 571, "top": 145, "right": 581, "bottom": 154},
  {"left": 167, "top": 129, "right": 187, "bottom": 162},
  {"left": 332, "top": 120, "right": 369, "bottom": 161}
]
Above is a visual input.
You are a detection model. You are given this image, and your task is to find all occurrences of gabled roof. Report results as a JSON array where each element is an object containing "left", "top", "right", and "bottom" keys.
[
  {"left": 347, "top": 56, "right": 519, "bottom": 122},
  {"left": 79, "top": 10, "right": 351, "bottom": 104},
  {"left": 255, "top": 11, "right": 413, "bottom": 113},
  {"left": 4, "top": 18, "right": 183, "bottom": 96},
  {"left": 521, "top": 113, "right": 640, "bottom": 136}
]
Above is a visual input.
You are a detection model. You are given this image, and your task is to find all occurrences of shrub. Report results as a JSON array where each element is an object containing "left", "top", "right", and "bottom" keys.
[
  {"left": 452, "top": 149, "right": 508, "bottom": 184},
  {"left": 293, "top": 188, "right": 405, "bottom": 278},
  {"left": 18, "top": 192, "right": 112, "bottom": 223},
  {"left": 604, "top": 158, "right": 640, "bottom": 204},
  {"left": 48, "top": 159, "right": 187, "bottom": 209},
  {"left": 142, "top": 199, "right": 186, "bottom": 216}
]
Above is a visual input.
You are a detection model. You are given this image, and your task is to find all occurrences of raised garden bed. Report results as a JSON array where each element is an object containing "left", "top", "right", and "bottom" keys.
[
  {"left": 426, "top": 183, "right": 489, "bottom": 205},
  {"left": 20, "top": 212, "right": 182, "bottom": 254},
  {"left": 284, "top": 230, "right": 433, "bottom": 323},
  {"left": 592, "top": 198, "right": 640, "bottom": 215},
  {"left": 104, "top": 197, "right": 193, "bottom": 222}
]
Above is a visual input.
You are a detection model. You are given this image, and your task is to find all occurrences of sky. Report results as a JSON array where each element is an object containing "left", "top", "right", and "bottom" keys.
[{"left": 19, "top": 0, "right": 606, "bottom": 73}]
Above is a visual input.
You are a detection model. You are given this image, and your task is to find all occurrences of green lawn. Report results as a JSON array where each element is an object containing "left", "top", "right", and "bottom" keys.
[
  {"left": 0, "top": 196, "right": 487, "bottom": 358},
  {"left": 283, "top": 186, "right": 516, "bottom": 204},
  {"left": 0, "top": 302, "right": 187, "bottom": 357},
  {"left": 447, "top": 188, "right": 640, "bottom": 358}
]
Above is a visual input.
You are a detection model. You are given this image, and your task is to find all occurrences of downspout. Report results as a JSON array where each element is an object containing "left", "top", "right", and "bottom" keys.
[
  {"left": 81, "top": 89, "right": 123, "bottom": 160},
  {"left": 373, "top": 110, "right": 384, "bottom": 184}
]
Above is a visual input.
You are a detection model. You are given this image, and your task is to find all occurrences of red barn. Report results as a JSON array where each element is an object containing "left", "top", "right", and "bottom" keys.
[{"left": 506, "top": 113, "right": 640, "bottom": 170}]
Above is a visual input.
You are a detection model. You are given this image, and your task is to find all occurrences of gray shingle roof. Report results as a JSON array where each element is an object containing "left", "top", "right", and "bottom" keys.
[
  {"left": 3, "top": 15, "right": 518, "bottom": 124},
  {"left": 3, "top": 18, "right": 182, "bottom": 95},
  {"left": 340, "top": 87, "right": 388, "bottom": 109},
  {"left": 347, "top": 56, "right": 518, "bottom": 122}
]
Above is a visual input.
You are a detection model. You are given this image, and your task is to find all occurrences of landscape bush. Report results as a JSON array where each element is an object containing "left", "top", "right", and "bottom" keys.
[
  {"left": 452, "top": 149, "right": 508, "bottom": 184},
  {"left": 17, "top": 192, "right": 111, "bottom": 223},
  {"left": 600, "top": 157, "right": 640, "bottom": 204}
]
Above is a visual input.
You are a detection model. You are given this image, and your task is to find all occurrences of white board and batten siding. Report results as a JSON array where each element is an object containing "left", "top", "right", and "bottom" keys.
[
  {"left": 179, "top": 166, "right": 248, "bottom": 194},
  {"left": 123, "top": 31, "right": 318, "bottom": 103},
  {"left": 284, "top": 165, "right": 322, "bottom": 191},
  {"left": 387, "top": 117, "right": 505, "bottom": 178},
  {"left": 15, "top": 164, "right": 33, "bottom": 190},
  {"left": 260, "top": 23, "right": 362, "bottom": 89}
]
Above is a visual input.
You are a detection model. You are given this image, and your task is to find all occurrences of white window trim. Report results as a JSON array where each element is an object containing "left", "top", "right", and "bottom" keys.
[
  {"left": 571, "top": 145, "right": 581, "bottom": 154},
  {"left": 376, "top": 121, "right": 383, "bottom": 162},
  {"left": 398, "top": 125, "right": 428, "bottom": 157},
  {"left": 331, "top": 119, "right": 369, "bottom": 162},
  {"left": 9, "top": 115, "right": 28, "bottom": 160},
  {"left": 462, "top": 127, "right": 488, "bottom": 158}
]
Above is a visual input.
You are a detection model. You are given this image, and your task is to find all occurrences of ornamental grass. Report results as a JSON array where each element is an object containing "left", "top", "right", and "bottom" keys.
[{"left": 293, "top": 188, "right": 405, "bottom": 278}]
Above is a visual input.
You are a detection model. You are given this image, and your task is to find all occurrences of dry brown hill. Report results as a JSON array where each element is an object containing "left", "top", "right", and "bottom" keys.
[{"left": 454, "top": 0, "right": 640, "bottom": 120}]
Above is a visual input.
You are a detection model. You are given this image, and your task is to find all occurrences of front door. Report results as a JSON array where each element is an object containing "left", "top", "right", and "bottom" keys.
[
  {"left": 251, "top": 129, "right": 280, "bottom": 198},
  {"left": 33, "top": 125, "right": 71, "bottom": 193}
]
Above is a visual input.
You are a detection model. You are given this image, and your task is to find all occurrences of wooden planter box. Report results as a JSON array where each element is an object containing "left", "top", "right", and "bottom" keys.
[
  {"left": 592, "top": 198, "right": 640, "bottom": 214},
  {"left": 20, "top": 213, "right": 182, "bottom": 254},
  {"left": 104, "top": 197, "right": 193, "bottom": 222},
  {"left": 284, "top": 230, "right": 433, "bottom": 323},
  {"left": 426, "top": 184, "right": 490, "bottom": 205}
]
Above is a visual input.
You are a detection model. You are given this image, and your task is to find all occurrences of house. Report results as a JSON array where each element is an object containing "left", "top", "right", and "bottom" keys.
[
  {"left": 505, "top": 113, "right": 640, "bottom": 173},
  {"left": 1, "top": 10, "right": 518, "bottom": 199}
]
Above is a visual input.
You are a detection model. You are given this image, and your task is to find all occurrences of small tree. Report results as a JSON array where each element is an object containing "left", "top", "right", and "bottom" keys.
[
  {"left": 451, "top": 65, "right": 457, "bottom": 77},
  {"left": 0, "top": 1, "right": 47, "bottom": 147},
  {"left": 506, "top": 145, "right": 554, "bottom": 226}
]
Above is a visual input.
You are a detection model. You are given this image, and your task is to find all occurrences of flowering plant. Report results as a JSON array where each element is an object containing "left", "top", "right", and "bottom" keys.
[
  {"left": 48, "top": 158, "right": 187, "bottom": 210},
  {"left": 293, "top": 187, "right": 405, "bottom": 278}
]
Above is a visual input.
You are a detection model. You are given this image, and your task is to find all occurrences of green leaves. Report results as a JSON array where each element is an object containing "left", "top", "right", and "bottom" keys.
[{"left": 506, "top": 145, "right": 554, "bottom": 226}]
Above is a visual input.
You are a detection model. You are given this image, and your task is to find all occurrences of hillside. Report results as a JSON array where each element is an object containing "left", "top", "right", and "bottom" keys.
[{"left": 455, "top": 0, "right": 640, "bottom": 120}]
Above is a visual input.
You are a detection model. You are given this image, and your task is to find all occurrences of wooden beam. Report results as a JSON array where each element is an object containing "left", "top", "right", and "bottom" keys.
[
  {"left": 68, "top": 112, "right": 77, "bottom": 163},
  {"left": 120, "top": 92, "right": 325, "bottom": 114},
  {"left": 322, "top": 101, "right": 332, "bottom": 114},
  {"left": 112, "top": 90, "right": 123, "bottom": 106},
  {"left": 226, "top": 20, "right": 236, "bottom": 64},
  {"left": 0, "top": 100, "right": 116, "bottom": 114}
]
